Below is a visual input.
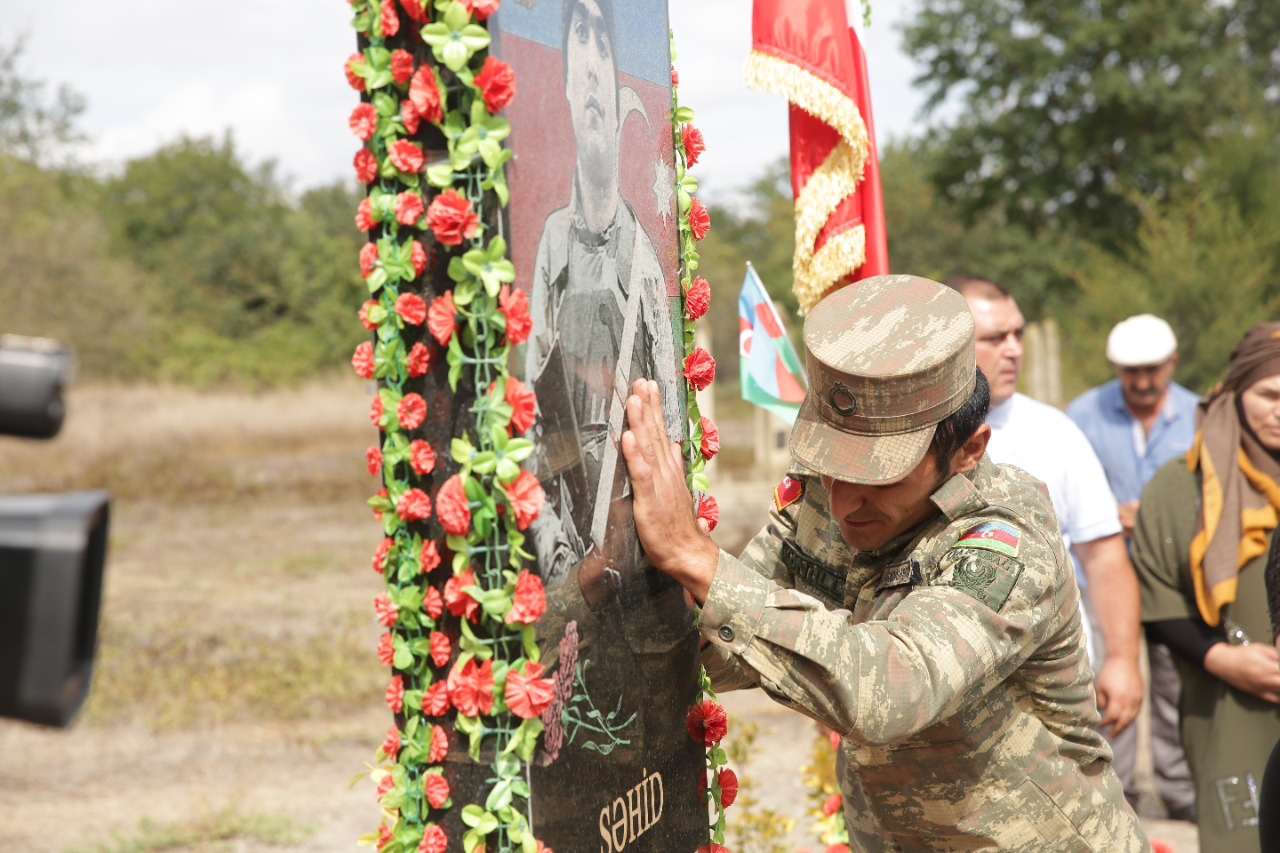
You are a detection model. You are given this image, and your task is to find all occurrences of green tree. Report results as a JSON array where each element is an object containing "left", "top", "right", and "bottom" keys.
[
  {"left": 0, "top": 37, "right": 84, "bottom": 166},
  {"left": 901, "top": 0, "right": 1280, "bottom": 247}
]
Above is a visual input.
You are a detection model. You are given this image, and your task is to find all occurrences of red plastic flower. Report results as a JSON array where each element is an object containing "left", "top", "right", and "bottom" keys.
[
  {"left": 443, "top": 566, "right": 480, "bottom": 621},
  {"left": 385, "top": 674, "right": 405, "bottom": 712},
  {"left": 349, "top": 103, "right": 378, "bottom": 140},
  {"left": 369, "top": 396, "right": 385, "bottom": 428},
  {"left": 378, "top": 0, "right": 400, "bottom": 36},
  {"left": 474, "top": 55, "right": 516, "bottom": 113},
  {"left": 718, "top": 768, "right": 738, "bottom": 807},
  {"left": 395, "top": 191, "right": 425, "bottom": 226},
  {"left": 686, "top": 700, "right": 728, "bottom": 746},
  {"left": 428, "top": 631, "right": 451, "bottom": 668},
  {"left": 372, "top": 487, "right": 389, "bottom": 521},
  {"left": 686, "top": 276, "right": 710, "bottom": 320},
  {"left": 505, "top": 661, "right": 555, "bottom": 719},
  {"left": 366, "top": 445, "right": 383, "bottom": 475},
  {"left": 671, "top": 65, "right": 679, "bottom": 88},
  {"left": 410, "top": 439, "right": 436, "bottom": 475},
  {"left": 376, "top": 774, "right": 394, "bottom": 801},
  {"left": 423, "top": 583, "right": 443, "bottom": 617},
  {"left": 376, "top": 632, "right": 395, "bottom": 666},
  {"left": 411, "top": 240, "right": 428, "bottom": 275},
  {"left": 419, "top": 824, "right": 447, "bottom": 853},
  {"left": 700, "top": 416, "right": 720, "bottom": 460},
  {"left": 683, "top": 347, "right": 716, "bottom": 391},
  {"left": 390, "top": 139, "right": 424, "bottom": 174},
  {"left": 682, "top": 124, "right": 705, "bottom": 168},
  {"left": 355, "top": 197, "right": 377, "bottom": 231},
  {"left": 354, "top": 148, "right": 377, "bottom": 184},
  {"left": 396, "top": 292, "right": 427, "bottom": 325},
  {"left": 427, "top": 292, "right": 458, "bottom": 346},
  {"left": 426, "top": 189, "right": 479, "bottom": 246},
  {"left": 695, "top": 845, "right": 729, "bottom": 853},
  {"left": 423, "top": 773, "right": 450, "bottom": 809},
  {"left": 437, "top": 474, "right": 471, "bottom": 536},
  {"left": 423, "top": 681, "right": 450, "bottom": 716},
  {"left": 688, "top": 196, "right": 710, "bottom": 240},
  {"left": 352, "top": 341, "right": 375, "bottom": 379},
  {"left": 390, "top": 49, "right": 414, "bottom": 84},
  {"left": 505, "top": 570, "right": 546, "bottom": 625},
  {"left": 372, "top": 536, "right": 392, "bottom": 573},
  {"left": 407, "top": 342, "right": 431, "bottom": 377},
  {"left": 399, "top": 0, "right": 428, "bottom": 23},
  {"left": 397, "top": 487, "right": 432, "bottom": 522},
  {"left": 498, "top": 285, "right": 531, "bottom": 345},
  {"left": 505, "top": 377, "right": 536, "bottom": 434},
  {"left": 428, "top": 723, "right": 449, "bottom": 762},
  {"left": 401, "top": 99, "right": 421, "bottom": 135},
  {"left": 345, "top": 53, "right": 366, "bottom": 91},
  {"left": 447, "top": 657, "right": 495, "bottom": 717},
  {"left": 382, "top": 726, "right": 401, "bottom": 759},
  {"left": 359, "top": 299, "right": 379, "bottom": 331},
  {"left": 697, "top": 494, "right": 720, "bottom": 532},
  {"left": 506, "top": 470, "right": 545, "bottom": 531},
  {"left": 828, "top": 729, "right": 841, "bottom": 749},
  {"left": 359, "top": 242, "right": 379, "bottom": 279},
  {"left": 409, "top": 66, "right": 444, "bottom": 124},
  {"left": 398, "top": 392, "right": 427, "bottom": 429},
  {"left": 377, "top": 824, "right": 393, "bottom": 851},
  {"left": 825, "top": 846, "right": 851, "bottom": 853},
  {"left": 822, "top": 792, "right": 843, "bottom": 816},
  {"left": 374, "top": 593, "right": 399, "bottom": 628},
  {"left": 464, "top": 0, "right": 500, "bottom": 20}
]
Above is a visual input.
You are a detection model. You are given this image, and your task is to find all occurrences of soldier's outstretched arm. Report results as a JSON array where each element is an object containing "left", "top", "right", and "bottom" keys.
[{"left": 698, "top": 522, "right": 1069, "bottom": 744}]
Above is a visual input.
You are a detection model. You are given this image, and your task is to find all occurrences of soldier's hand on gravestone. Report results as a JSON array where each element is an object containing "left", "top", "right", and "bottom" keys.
[{"left": 621, "top": 379, "right": 721, "bottom": 603}]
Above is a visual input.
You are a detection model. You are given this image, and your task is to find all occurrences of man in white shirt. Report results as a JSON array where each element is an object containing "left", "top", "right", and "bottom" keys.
[{"left": 948, "top": 275, "right": 1146, "bottom": 807}]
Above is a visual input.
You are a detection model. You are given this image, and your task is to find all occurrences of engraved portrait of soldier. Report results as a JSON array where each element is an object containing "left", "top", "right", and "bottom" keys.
[{"left": 487, "top": 1, "right": 705, "bottom": 846}]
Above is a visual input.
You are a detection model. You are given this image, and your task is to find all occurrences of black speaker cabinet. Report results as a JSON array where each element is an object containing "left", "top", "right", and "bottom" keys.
[{"left": 0, "top": 490, "right": 109, "bottom": 726}]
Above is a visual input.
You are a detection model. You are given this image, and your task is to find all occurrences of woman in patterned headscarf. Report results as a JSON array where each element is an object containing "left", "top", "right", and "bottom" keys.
[{"left": 1132, "top": 322, "right": 1280, "bottom": 853}]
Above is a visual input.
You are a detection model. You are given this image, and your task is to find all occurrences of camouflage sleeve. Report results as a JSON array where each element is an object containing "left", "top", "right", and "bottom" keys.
[
  {"left": 699, "top": 489, "right": 801, "bottom": 692},
  {"left": 699, "top": 522, "right": 1071, "bottom": 745}
]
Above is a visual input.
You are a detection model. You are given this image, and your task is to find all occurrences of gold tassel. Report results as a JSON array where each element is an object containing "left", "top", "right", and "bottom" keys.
[{"left": 744, "top": 49, "right": 871, "bottom": 312}]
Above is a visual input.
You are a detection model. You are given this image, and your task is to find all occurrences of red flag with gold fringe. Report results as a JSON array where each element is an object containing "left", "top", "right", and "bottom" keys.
[{"left": 746, "top": 0, "right": 889, "bottom": 313}]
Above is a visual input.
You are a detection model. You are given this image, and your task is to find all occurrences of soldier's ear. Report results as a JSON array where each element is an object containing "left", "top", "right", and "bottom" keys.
[{"left": 949, "top": 423, "right": 991, "bottom": 476}]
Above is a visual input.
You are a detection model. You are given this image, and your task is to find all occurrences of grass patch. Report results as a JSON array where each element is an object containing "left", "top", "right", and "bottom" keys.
[
  {"left": 67, "top": 803, "right": 315, "bottom": 853},
  {"left": 80, "top": 613, "right": 382, "bottom": 730}
]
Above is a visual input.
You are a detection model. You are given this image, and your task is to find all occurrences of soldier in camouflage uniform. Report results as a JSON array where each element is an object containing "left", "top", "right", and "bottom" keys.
[{"left": 620, "top": 275, "right": 1148, "bottom": 851}]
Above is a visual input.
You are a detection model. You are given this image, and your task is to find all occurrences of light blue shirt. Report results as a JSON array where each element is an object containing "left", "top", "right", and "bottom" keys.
[{"left": 1066, "top": 379, "right": 1201, "bottom": 504}]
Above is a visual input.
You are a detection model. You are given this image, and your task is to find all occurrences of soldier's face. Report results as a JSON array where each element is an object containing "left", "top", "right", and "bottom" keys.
[
  {"left": 564, "top": 0, "right": 618, "bottom": 185},
  {"left": 821, "top": 453, "right": 944, "bottom": 550},
  {"left": 967, "top": 296, "right": 1024, "bottom": 406}
]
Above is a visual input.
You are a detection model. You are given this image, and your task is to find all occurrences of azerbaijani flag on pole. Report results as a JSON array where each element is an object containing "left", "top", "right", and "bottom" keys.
[{"left": 738, "top": 263, "right": 807, "bottom": 425}]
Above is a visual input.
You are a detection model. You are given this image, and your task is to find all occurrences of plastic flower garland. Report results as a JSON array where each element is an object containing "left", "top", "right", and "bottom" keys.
[
  {"left": 346, "top": 2, "right": 550, "bottom": 852},
  {"left": 670, "top": 34, "right": 736, "bottom": 853}
]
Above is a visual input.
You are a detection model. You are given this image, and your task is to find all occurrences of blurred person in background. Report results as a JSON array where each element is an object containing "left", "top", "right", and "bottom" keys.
[
  {"left": 1067, "top": 315, "right": 1199, "bottom": 821},
  {"left": 1132, "top": 321, "right": 1280, "bottom": 853},
  {"left": 947, "top": 275, "right": 1146, "bottom": 807}
]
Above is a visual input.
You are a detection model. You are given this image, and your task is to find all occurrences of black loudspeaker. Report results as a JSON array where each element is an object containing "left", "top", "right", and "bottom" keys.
[
  {"left": 0, "top": 490, "right": 110, "bottom": 727},
  {"left": 0, "top": 336, "right": 72, "bottom": 439}
]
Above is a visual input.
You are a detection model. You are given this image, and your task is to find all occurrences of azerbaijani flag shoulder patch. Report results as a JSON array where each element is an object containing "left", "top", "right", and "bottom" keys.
[
  {"left": 774, "top": 475, "right": 804, "bottom": 512},
  {"left": 953, "top": 519, "right": 1022, "bottom": 558}
]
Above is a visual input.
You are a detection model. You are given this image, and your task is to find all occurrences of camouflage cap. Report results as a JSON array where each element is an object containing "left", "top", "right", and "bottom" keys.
[{"left": 789, "top": 275, "right": 976, "bottom": 484}]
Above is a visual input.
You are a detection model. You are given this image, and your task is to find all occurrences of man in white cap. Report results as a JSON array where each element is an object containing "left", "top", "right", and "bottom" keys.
[
  {"left": 945, "top": 275, "right": 1146, "bottom": 809},
  {"left": 1068, "top": 313, "right": 1201, "bottom": 821}
]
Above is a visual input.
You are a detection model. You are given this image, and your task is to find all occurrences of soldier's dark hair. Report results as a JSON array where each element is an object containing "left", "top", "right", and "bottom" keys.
[
  {"left": 942, "top": 275, "right": 1011, "bottom": 302},
  {"left": 928, "top": 368, "right": 990, "bottom": 476}
]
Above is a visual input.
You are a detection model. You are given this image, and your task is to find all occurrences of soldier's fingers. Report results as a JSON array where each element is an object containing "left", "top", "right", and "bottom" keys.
[
  {"left": 620, "top": 428, "right": 654, "bottom": 488},
  {"left": 625, "top": 392, "right": 660, "bottom": 462},
  {"left": 696, "top": 517, "right": 711, "bottom": 537},
  {"left": 669, "top": 440, "right": 684, "bottom": 469}
]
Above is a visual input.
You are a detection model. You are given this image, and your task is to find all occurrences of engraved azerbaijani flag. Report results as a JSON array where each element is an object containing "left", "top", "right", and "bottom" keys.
[{"left": 954, "top": 520, "right": 1022, "bottom": 558}]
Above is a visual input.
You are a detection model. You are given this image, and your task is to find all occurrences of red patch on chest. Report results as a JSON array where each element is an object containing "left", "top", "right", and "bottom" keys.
[{"left": 774, "top": 475, "right": 804, "bottom": 512}]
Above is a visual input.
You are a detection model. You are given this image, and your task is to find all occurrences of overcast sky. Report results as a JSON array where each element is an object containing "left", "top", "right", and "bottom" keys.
[{"left": 7, "top": 1, "right": 927, "bottom": 201}]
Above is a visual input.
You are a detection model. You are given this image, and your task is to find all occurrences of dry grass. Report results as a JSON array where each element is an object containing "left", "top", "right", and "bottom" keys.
[
  {"left": 66, "top": 803, "right": 315, "bottom": 853},
  {"left": 0, "top": 376, "right": 374, "bottom": 500}
]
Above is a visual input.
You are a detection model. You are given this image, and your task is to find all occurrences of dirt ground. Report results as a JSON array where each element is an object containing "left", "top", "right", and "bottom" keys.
[{"left": 0, "top": 384, "right": 1198, "bottom": 852}]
